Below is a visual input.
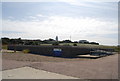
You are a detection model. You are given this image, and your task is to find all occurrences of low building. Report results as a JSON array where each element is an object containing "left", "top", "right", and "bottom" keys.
[{"left": 79, "top": 40, "right": 89, "bottom": 44}]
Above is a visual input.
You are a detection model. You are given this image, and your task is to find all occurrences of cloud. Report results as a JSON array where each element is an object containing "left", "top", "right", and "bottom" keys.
[
  {"left": 57, "top": 0, "right": 118, "bottom": 11},
  {"left": 37, "top": 14, "right": 47, "bottom": 17},
  {"left": 8, "top": 16, "right": 15, "bottom": 19},
  {"left": 2, "top": 0, "right": 119, "bottom": 2},
  {"left": 58, "top": 0, "right": 119, "bottom": 3},
  {"left": 28, "top": 16, "right": 37, "bottom": 19},
  {"left": 2, "top": 16, "right": 118, "bottom": 45}
]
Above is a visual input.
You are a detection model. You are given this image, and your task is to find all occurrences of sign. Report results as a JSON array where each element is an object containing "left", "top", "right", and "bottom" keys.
[
  {"left": 53, "top": 48, "right": 62, "bottom": 51},
  {"left": 53, "top": 48, "right": 62, "bottom": 56}
]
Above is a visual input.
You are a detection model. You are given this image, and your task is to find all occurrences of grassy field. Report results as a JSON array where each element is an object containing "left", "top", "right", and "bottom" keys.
[
  {"left": 40, "top": 43, "right": 119, "bottom": 52},
  {"left": 60, "top": 43, "right": 118, "bottom": 51}
]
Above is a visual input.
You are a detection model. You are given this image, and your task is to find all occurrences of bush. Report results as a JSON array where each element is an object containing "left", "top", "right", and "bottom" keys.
[
  {"left": 73, "top": 43, "right": 77, "bottom": 46},
  {"left": 63, "top": 43, "right": 70, "bottom": 46},
  {"left": 2, "top": 45, "right": 8, "bottom": 49},
  {"left": 52, "top": 42, "right": 59, "bottom": 46},
  {"left": 22, "top": 49, "right": 30, "bottom": 53}
]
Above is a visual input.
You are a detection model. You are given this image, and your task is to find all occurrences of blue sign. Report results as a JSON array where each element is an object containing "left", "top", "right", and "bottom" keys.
[{"left": 53, "top": 48, "right": 62, "bottom": 56}]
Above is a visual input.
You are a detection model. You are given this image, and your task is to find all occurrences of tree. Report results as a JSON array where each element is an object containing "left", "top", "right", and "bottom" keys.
[
  {"left": 48, "top": 38, "right": 55, "bottom": 41},
  {"left": 2, "top": 37, "right": 10, "bottom": 45},
  {"left": 42, "top": 38, "right": 55, "bottom": 44},
  {"left": 90, "top": 42, "right": 99, "bottom": 45},
  {"left": 62, "top": 40, "right": 72, "bottom": 43},
  {"left": 73, "top": 41, "right": 78, "bottom": 43}
]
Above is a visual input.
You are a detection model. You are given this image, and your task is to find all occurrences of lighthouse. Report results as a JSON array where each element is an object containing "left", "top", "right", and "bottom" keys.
[{"left": 56, "top": 36, "right": 58, "bottom": 42}]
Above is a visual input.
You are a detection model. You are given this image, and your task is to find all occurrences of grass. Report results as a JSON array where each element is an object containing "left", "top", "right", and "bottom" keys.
[
  {"left": 22, "top": 49, "right": 30, "bottom": 53},
  {"left": 60, "top": 43, "right": 99, "bottom": 47},
  {"left": 2, "top": 45, "right": 8, "bottom": 49},
  {"left": 41, "top": 43, "right": 119, "bottom": 52},
  {"left": 40, "top": 44, "right": 52, "bottom": 46},
  {"left": 2, "top": 43, "right": 119, "bottom": 52}
]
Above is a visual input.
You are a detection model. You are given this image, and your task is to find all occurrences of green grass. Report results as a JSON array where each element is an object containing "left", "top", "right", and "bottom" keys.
[
  {"left": 60, "top": 43, "right": 119, "bottom": 52},
  {"left": 41, "top": 44, "right": 52, "bottom": 46},
  {"left": 22, "top": 49, "right": 30, "bottom": 53},
  {"left": 41, "top": 43, "right": 120, "bottom": 52},
  {"left": 60, "top": 43, "right": 102, "bottom": 48},
  {"left": 2, "top": 45, "right": 8, "bottom": 49}
]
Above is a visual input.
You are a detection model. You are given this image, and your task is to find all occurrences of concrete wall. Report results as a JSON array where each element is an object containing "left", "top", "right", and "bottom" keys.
[{"left": 7, "top": 45, "right": 114, "bottom": 57}]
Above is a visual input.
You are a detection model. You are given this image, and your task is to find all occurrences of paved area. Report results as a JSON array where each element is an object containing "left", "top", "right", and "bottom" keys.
[
  {"left": 2, "top": 59, "right": 37, "bottom": 71},
  {"left": 2, "top": 50, "right": 118, "bottom": 79},
  {"left": 0, "top": 71, "right": 1, "bottom": 80},
  {"left": 2, "top": 67, "right": 79, "bottom": 79},
  {"left": 29, "top": 54, "right": 118, "bottom": 79},
  {"left": 0, "top": 56, "right": 2, "bottom": 80}
]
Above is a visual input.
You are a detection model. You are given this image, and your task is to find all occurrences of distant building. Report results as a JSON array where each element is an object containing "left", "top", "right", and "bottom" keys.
[
  {"left": 56, "top": 36, "right": 58, "bottom": 42},
  {"left": 79, "top": 40, "right": 99, "bottom": 45},
  {"left": 79, "top": 40, "right": 89, "bottom": 44}
]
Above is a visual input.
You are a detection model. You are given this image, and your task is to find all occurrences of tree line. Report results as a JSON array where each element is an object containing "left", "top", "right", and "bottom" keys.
[{"left": 1, "top": 37, "right": 99, "bottom": 45}]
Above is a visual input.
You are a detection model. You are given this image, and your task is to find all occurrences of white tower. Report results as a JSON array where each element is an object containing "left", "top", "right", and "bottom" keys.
[{"left": 56, "top": 36, "right": 58, "bottom": 42}]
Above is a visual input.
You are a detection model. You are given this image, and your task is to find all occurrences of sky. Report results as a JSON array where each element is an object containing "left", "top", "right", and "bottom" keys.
[{"left": 1, "top": 0, "right": 118, "bottom": 45}]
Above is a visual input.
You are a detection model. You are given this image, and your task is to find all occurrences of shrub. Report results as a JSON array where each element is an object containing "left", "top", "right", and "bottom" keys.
[
  {"left": 52, "top": 42, "right": 59, "bottom": 46},
  {"left": 63, "top": 43, "right": 70, "bottom": 46},
  {"left": 22, "top": 49, "right": 30, "bottom": 53},
  {"left": 2, "top": 45, "right": 8, "bottom": 49},
  {"left": 73, "top": 43, "right": 77, "bottom": 46}
]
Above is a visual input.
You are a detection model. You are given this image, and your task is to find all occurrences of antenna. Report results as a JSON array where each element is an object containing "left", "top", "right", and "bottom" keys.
[{"left": 70, "top": 35, "right": 71, "bottom": 41}]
